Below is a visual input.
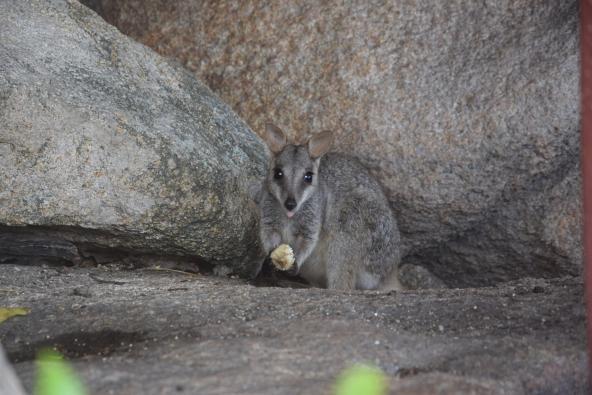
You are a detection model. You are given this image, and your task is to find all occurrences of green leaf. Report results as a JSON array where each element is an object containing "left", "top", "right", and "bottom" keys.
[
  {"left": 0, "top": 307, "right": 30, "bottom": 324},
  {"left": 35, "top": 349, "right": 87, "bottom": 395},
  {"left": 334, "top": 364, "right": 388, "bottom": 395}
]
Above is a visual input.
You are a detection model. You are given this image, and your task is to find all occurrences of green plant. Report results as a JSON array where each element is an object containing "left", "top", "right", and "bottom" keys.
[
  {"left": 35, "top": 349, "right": 87, "bottom": 395},
  {"left": 334, "top": 364, "right": 388, "bottom": 395}
]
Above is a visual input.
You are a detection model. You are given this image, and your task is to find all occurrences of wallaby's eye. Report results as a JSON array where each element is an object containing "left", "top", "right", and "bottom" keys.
[
  {"left": 274, "top": 168, "right": 284, "bottom": 180},
  {"left": 304, "top": 172, "right": 314, "bottom": 183}
]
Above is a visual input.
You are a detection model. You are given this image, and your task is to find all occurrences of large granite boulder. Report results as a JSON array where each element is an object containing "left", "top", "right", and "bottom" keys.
[
  {"left": 86, "top": 0, "right": 581, "bottom": 286},
  {"left": 0, "top": 0, "right": 267, "bottom": 274}
]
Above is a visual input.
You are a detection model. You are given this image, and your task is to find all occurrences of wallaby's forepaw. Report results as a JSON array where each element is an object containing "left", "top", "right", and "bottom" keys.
[{"left": 270, "top": 244, "right": 295, "bottom": 271}]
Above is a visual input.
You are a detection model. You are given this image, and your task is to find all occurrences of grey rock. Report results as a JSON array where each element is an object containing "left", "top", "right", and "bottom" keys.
[
  {"left": 0, "top": 265, "right": 586, "bottom": 394},
  {"left": 398, "top": 264, "right": 447, "bottom": 290},
  {"left": 542, "top": 166, "right": 583, "bottom": 269},
  {"left": 406, "top": 164, "right": 584, "bottom": 287},
  {"left": 86, "top": 0, "right": 581, "bottom": 286},
  {"left": 0, "top": 0, "right": 268, "bottom": 274},
  {"left": 0, "top": 343, "right": 26, "bottom": 395}
]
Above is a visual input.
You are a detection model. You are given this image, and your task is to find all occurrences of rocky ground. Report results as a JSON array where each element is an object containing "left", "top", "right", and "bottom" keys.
[{"left": 0, "top": 264, "right": 586, "bottom": 394}]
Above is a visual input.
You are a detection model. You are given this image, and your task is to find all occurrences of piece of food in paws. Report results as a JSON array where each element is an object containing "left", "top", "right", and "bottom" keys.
[{"left": 270, "top": 244, "right": 295, "bottom": 271}]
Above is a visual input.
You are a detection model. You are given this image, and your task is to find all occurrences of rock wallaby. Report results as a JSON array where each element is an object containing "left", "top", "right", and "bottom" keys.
[{"left": 254, "top": 123, "right": 402, "bottom": 291}]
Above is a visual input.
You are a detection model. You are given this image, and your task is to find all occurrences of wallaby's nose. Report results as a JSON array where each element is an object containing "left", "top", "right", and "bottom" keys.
[{"left": 284, "top": 198, "right": 297, "bottom": 211}]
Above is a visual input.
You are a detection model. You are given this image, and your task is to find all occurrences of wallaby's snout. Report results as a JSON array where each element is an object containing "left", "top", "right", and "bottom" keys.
[{"left": 284, "top": 198, "right": 297, "bottom": 211}]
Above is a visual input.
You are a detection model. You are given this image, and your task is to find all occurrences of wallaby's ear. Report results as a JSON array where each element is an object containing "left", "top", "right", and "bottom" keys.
[
  {"left": 264, "top": 123, "right": 287, "bottom": 154},
  {"left": 307, "top": 130, "right": 333, "bottom": 159}
]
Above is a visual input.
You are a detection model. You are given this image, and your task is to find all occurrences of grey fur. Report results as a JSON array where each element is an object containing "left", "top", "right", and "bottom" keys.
[{"left": 255, "top": 126, "right": 402, "bottom": 290}]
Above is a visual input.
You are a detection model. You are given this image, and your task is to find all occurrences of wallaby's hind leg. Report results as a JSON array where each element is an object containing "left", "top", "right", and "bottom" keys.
[
  {"left": 326, "top": 261, "right": 357, "bottom": 289},
  {"left": 325, "top": 234, "right": 360, "bottom": 290}
]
